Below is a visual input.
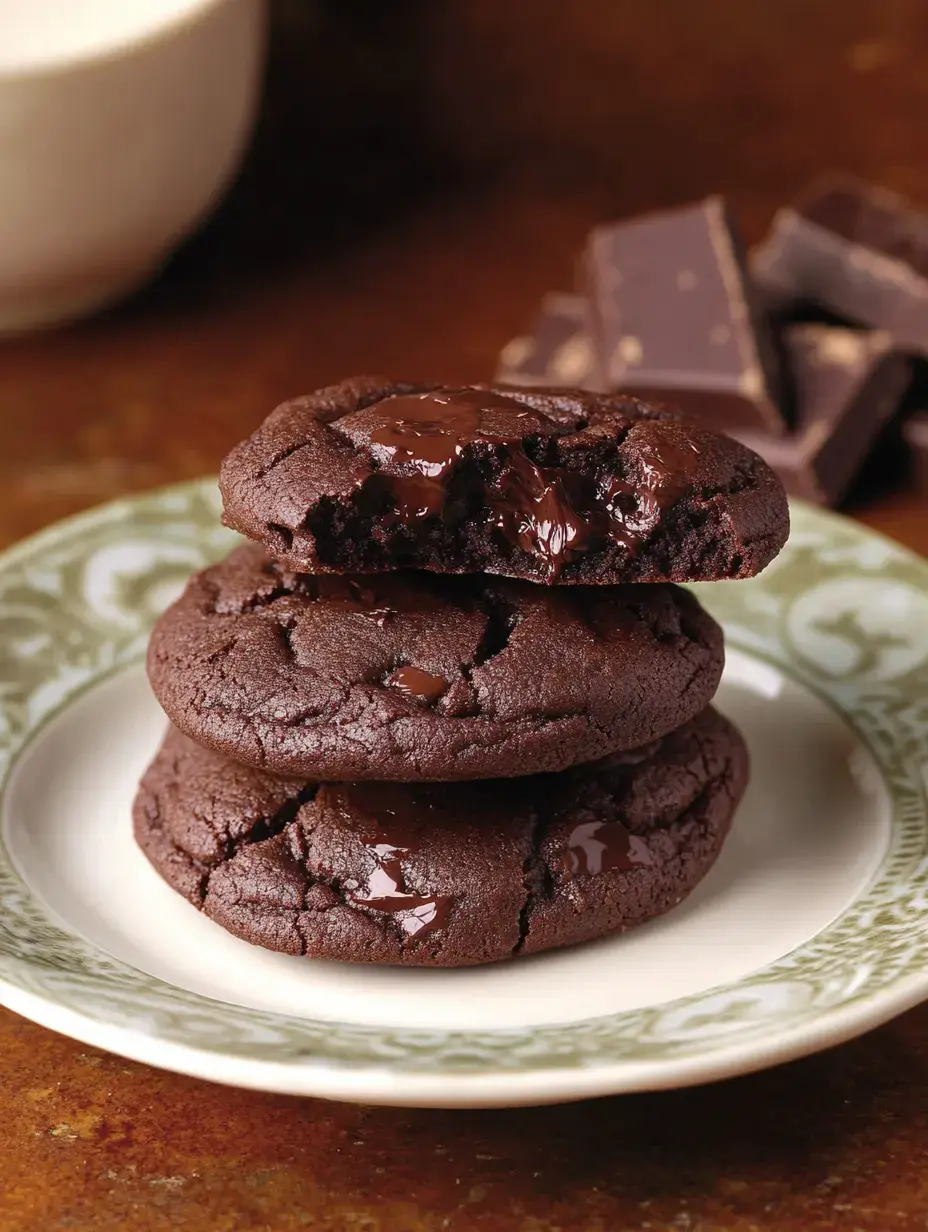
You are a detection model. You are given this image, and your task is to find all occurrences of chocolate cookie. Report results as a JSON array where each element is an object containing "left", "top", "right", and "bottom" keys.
[
  {"left": 219, "top": 376, "right": 789, "bottom": 585},
  {"left": 134, "top": 708, "right": 749, "bottom": 967},
  {"left": 147, "top": 543, "right": 725, "bottom": 781}
]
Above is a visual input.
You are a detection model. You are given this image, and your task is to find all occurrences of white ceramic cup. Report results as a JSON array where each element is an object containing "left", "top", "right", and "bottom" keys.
[{"left": 0, "top": 0, "right": 268, "bottom": 333}]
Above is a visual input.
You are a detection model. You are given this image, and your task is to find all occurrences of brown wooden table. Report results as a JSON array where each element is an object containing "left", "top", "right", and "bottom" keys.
[{"left": 3, "top": 4, "right": 928, "bottom": 1228}]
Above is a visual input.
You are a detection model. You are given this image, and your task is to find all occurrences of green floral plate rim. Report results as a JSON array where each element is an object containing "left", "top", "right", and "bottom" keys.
[{"left": 0, "top": 480, "right": 926, "bottom": 1107}]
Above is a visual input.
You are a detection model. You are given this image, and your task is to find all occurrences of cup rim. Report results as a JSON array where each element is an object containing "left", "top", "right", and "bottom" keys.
[{"left": 0, "top": 0, "right": 250, "bottom": 81}]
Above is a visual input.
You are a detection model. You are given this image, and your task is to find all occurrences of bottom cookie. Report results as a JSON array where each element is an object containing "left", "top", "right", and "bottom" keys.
[{"left": 134, "top": 708, "right": 749, "bottom": 968}]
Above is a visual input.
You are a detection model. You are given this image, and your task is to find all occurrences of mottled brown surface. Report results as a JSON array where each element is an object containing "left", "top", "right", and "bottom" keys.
[{"left": 3, "top": 1, "right": 928, "bottom": 1227}]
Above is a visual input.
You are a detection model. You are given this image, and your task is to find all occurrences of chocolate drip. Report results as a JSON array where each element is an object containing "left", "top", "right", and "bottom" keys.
[
  {"left": 370, "top": 388, "right": 538, "bottom": 472},
  {"left": 601, "top": 433, "right": 702, "bottom": 551},
  {"left": 365, "top": 389, "right": 540, "bottom": 529},
  {"left": 332, "top": 784, "right": 453, "bottom": 938},
  {"left": 561, "top": 819, "right": 654, "bottom": 878},
  {"left": 363, "top": 390, "right": 707, "bottom": 573},
  {"left": 492, "top": 450, "right": 593, "bottom": 579},
  {"left": 351, "top": 843, "right": 452, "bottom": 937}
]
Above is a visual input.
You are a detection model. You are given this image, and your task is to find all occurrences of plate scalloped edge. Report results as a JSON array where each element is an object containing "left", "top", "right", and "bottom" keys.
[{"left": 0, "top": 480, "right": 926, "bottom": 1105}]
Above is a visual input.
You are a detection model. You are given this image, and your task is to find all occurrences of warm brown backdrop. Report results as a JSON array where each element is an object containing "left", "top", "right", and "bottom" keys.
[{"left": 2, "top": 2, "right": 928, "bottom": 1228}]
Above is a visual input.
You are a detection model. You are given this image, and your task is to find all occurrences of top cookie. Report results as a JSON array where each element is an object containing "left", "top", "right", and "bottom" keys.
[{"left": 220, "top": 376, "right": 789, "bottom": 585}]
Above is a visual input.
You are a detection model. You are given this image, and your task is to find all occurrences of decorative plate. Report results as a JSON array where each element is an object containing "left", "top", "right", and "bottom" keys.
[{"left": 0, "top": 480, "right": 926, "bottom": 1107}]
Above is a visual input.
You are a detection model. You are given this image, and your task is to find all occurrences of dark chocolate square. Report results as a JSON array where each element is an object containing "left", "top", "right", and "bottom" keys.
[
  {"left": 495, "top": 293, "right": 603, "bottom": 391},
  {"left": 585, "top": 197, "right": 789, "bottom": 435},
  {"left": 752, "top": 176, "right": 928, "bottom": 354},
  {"left": 734, "top": 325, "right": 910, "bottom": 506}
]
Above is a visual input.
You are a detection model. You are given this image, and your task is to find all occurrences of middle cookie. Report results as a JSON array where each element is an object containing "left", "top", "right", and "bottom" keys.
[{"left": 148, "top": 543, "right": 724, "bottom": 781}]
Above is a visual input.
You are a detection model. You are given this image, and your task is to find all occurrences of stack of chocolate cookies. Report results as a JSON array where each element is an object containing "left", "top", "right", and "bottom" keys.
[{"left": 135, "top": 377, "right": 788, "bottom": 967}]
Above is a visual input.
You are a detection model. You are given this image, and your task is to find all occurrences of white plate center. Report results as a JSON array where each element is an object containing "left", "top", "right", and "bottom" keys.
[{"left": 2, "top": 651, "right": 891, "bottom": 1032}]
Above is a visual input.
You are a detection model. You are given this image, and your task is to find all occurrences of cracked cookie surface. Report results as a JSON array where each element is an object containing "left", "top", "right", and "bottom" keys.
[
  {"left": 134, "top": 708, "right": 749, "bottom": 967},
  {"left": 147, "top": 543, "right": 725, "bottom": 781},
  {"left": 219, "top": 376, "right": 789, "bottom": 585}
]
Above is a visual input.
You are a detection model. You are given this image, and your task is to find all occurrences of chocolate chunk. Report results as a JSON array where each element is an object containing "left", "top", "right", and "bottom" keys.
[
  {"left": 386, "top": 665, "right": 449, "bottom": 703},
  {"left": 585, "top": 196, "right": 789, "bottom": 435},
  {"left": 903, "top": 410, "right": 928, "bottom": 495},
  {"left": 495, "top": 293, "right": 602, "bottom": 390},
  {"left": 733, "top": 326, "right": 910, "bottom": 506},
  {"left": 559, "top": 819, "right": 654, "bottom": 879},
  {"left": 220, "top": 376, "right": 790, "bottom": 586},
  {"left": 752, "top": 176, "right": 928, "bottom": 353},
  {"left": 327, "top": 783, "right": 454, "bottom": 938}
]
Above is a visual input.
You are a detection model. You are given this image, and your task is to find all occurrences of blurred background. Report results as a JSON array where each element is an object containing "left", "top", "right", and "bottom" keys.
[
  {"left": 5, "top": 8, "right": 928, "bottom": 1225},
  {"left": 1, "top": 0, "right": 926, "bottom": 541}
]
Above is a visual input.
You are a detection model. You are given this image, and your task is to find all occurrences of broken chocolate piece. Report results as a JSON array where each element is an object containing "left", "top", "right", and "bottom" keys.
[
  {"left": 495, "top": 293, "right": 603, "bottom": 390},
  {"left": 752, "top": 176, "right": 928, "bottom": 354},
  {"left": 585, "top": 196, "right": 788, "bottom": 435},
  {"left": 734, "top": 325, "right": 910, "bottom": 506}
]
